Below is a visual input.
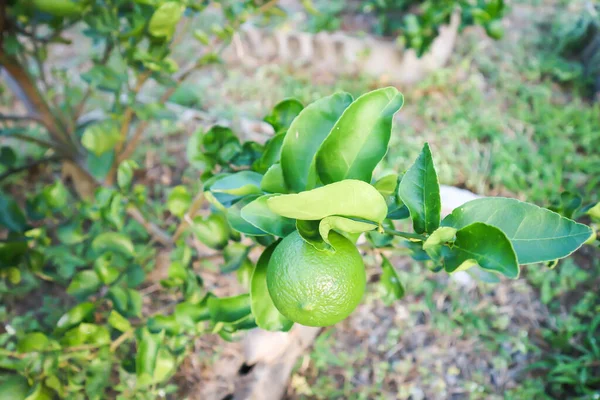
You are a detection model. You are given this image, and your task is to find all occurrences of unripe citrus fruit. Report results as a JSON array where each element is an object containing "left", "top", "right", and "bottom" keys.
[{"left": 267, "top": 231, "right": 366, "bottom": 327}]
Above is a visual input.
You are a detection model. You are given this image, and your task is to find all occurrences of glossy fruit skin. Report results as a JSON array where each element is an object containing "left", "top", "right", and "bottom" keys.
[{"left": 267, "top": 230, "right": 366, "bottom": 327}]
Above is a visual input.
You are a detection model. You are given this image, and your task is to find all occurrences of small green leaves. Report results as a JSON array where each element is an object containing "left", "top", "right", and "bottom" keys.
[
  {"left": 148, "top": 2, "right": 185, "bottom": 40},
  {"left": 167, "top": 186, "right": 191, "bottom": 218},
  {"left": 81, "top": 120, "right": 121, "bottom": 157},
  {"left": 267, "top": 180, "right": 387, "bottom": 223},
  {"left": 67, "top": 270, "right": 101, "bottom": 299},
  {"left": 250, "top": 243, "right": 293, "bottom": 331},
  {"left": 209, "top": 171, "right": 263, "bottom": 205},
  {"left": 92, "top": 232, "right": 135, "bottom": 257},
  {"left": 380, "top": 255, "right": 405, "bottom": 305},
  {"left": 136, "top": 328, "right": 160, "bottom": 386},
  {"left": 0, "top": 192, "right": 27, "bottom": 232},
  {"left": 117, "top": 160, "right": 138, "bottom": 190},
  {"left": 442, "top": 198, "right": 593, "bottom": 264},
  {"left": 191, "top": 213, "right": 230, "bottom": 250},
  {"left": 108, "top": 310, "right": 132, "bottom": 332},
  {"left": 241, "top": 195, "right": 296, "bottom": 237},
  {"left": 263, "top": 98, "right": 304, "bottom": 132},
  {"left": 208, "top": 294, "right": 252, "bottom": 323},
  {"left": 399, "top": 143, "right": 441, "bottom": 234},
  {"left": 316, "top": 88, "right": 404, "bottom": 184},
  {"left": 56, "top": 302, "right": 95, "bottom": 332},
  {"left": 441, "top": 222, "right": 519, "bottom": 279},
  {"left": 81, "top": 65, "right": 126, "bottom": 93},
  {"left": 280, "top": 92, "right": 353, "bottom": 192}
]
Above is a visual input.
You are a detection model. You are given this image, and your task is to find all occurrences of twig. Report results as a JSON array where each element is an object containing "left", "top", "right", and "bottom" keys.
[
  {"left": 172, "top": 187, "right": 205, "bottom": 242},
  {"left": 110, "top": 330, "right": 133, "bottom": 352},
  {"left": 11, "top": 133, "right": 56, "bottom": 148},
  {"left": 0, "top": 114, "right": 42, "bottom": 123},
  {"left": 127, "top": 206, "right": 173, "bottom": 246},
  {"left": 0, "top": 155, "right": 62, "bottom": 182},
  {"left": 382, "top": 227, "right": 425, "bottom": 241}
]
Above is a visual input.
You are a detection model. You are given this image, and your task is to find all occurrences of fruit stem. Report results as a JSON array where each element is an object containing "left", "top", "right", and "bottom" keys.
[{"left": 382, "top": 227, "right": 425, "bottom": 241}]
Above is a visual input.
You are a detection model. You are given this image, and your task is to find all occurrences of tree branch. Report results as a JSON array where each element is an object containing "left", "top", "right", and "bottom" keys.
[
  {"left": 0, "top": 155, "right": 62, "bottom": 182},
  {"left": 172, "top": 187, "right": 205, "bottom": 242},
  {"left": 0, "top": 114, "right": 42, "bottom": 123}
]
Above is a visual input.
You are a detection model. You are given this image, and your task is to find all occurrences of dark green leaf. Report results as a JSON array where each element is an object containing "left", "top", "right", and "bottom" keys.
[
  {"left": 0, "top": 147, "right": 16, "bottom": 167},
  {"left": 67, "top": 270, "right": 101, "bottom": 299},
  {"left": 398, "top": 143, "right": 441, "bottom": 234},
  {"left": 251, "top": 242, "right": 293, "bottom": 332},
  {"left": 57, "top": 222, "right": 87, "bottom": 245},
  {"left": 296, "top": 219, "right": 328, "bottom": 250},
  {"left": 253, "top": 133, "right": 285, "bottom": 174},
  {"left": 260, "top": 163, "right": 288, "bottom": 194},
  {"left": 0, "top": 192, "right": 27, "bottom": 232},
  {"left": 267, "top": 180, "right": 387, "bottom": 222},
  {"left": 241, "top": 195, "right": 296, "bottom": 237},
  {"left": 208, "top": 294, "right": 251, "bottom": 323},
  {"left": 226, "top": 195, "right": 268, "bottom": 236},
  {"left": 442, "top": 222, "right": 519, "bottom": 278},
  {"left": 380, "top": 255, "right": 404, "bottom": 305},
  {"left": 442, "top": 198, "right": 593, "bottom": 264},
  {"left": 136, "top": 328, "right": 160, "bottom": 386},
  {"left": 264, "top": 98, "right": 304, "bottom": 132},
  {"left": 174, "top": 297, "right": 212, "bottom": 328},
  {"left": 209, "top": 171, "right": 263, "bottom": 205},
  {"left": 366, "top": 219, "right": 395, "bottom": 247},
  {"left": 280, "top": 92, "right": 352, "bottom": 192},
  {"left": 316, "top": 88, "right": 403, "bottom": 184},
  {"left": 221, "top": 243, "right": 252, "bottom": 273},
  {"left": 92, "top": 232, "right": 135, "bottom": 257},
  {"left": 81, "top": 65, "right": 126, "bottom": 93}
]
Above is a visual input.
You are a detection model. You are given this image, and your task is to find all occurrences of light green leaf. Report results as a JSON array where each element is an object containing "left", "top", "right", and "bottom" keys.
[
  {"left": 153, "top": 348, "right": 176, "bottom": 383},
  {"left": 67, "top": 270, "right": 101, "bottom": 299},
  {"left": 316, "top": 88, "right": 404, "bottom": 184},
  {"left": 241, "top": 195, "right": 296, "bottom": 237},
  {"left": 442, "top": 222, "right": 519, "bottom": 278},
  {"left": 366, "top": 219, "right": 395, "bottom": 248},
  {"left": 261, "top": 163, "right": 288, "bottom": 194},
  {"left": 319, "top": 216, "right": 375, "bottom": 246},
  {"left": 94, "top": 253, "right": 120, "bottom": 285},
  {"left": 107, "top": 310, "right": 131, "bottom": 332},
  {"left": 17, "top": 332, "right": 50, "bottom": 353},
  {"left": 442, "top": 197, "right": 593, "bottom": 264},
  {"left": 174, "top": 298, "right": 211, "bottom": 328},
  {"left": 148, "top": 2, "right": 185, "bottom": 39},
  {"left": 380, "top": 255, "right": 404, "bottom": 305},
  {"left": 422, "top": 226, "right": 457, "bottom": 262},
  {"left": 398, "top": 143, "right": 441, "bottom": 234},
  {"left": 263, "top": 98, "right": 304, "bottom": 132},
  {"left": 221, "top": 243, "right": 252, "bottom": 273},
  {"left": 147, "top": 315, "right": 181, "bottom": 335},
  {"left": 280, "top": 92, "right": 352, "bottom": 192},
  {"left": 56, "top": 302, "right": 95, "bottom": 332},
  {"left": 167, "top": 186, "right": 191, "bottom": 217},
  {"left": 191, "top": 212, "right": 230, "bottom": 249},
  {"left": 208, "top": 294, "right": 252, "bottom": 323},
  {"left": 81, "top": 120, "right": 121, "bottom": 157},
  {"left": 117, "top": 160, "right": 138, "bottom": 190},
  {"left": 226, "top": 195, "right": 268, "bottom": 236},
  {"left": 251, "top": 243, "right": 294, "bottom": 332},
  {"left": 136, "top": 328, "right": 160, "bottom": 386},
  {"left": 92, "top": 232, "right": 135, "bottom": 257},
  {"left": 81, "top": 65, "right": 126, "bottom": 93},
  {"left": 587, "top": 202, "right": 600, "bottom": 221},
  {"left": 267, "top": 180, "right": 387, "bottom": 223}
]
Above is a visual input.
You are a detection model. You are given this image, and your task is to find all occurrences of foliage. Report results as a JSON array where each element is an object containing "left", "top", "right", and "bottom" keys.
[
  {"left": 306, "top": 0, "right": 506, "bottom": 55},
  {"left": 0, "top": 0, "right": 597, "bottom": 398}
]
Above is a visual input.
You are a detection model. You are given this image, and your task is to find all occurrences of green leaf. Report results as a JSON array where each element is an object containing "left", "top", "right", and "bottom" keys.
[
  {"left": 43, "top": 181, "right": 69, "bottom": 210},
  {"left": 191, "top": 212, "right": 230, "bottom": 249},
  {"left": 67, "top": 270, "right": 101, "bottom": 299},
  {"left": 63, "top": 323, "right": 110, "bottom": 346},
  {"left": 442, "top": 198, "right": 593, "bottom": 264},
  {"left": 94, "top": 253, "right": 120, "bottom": 285},
  {"left": 56, "top": 302, "right": 95, "bottom": 332},
  {"left": 174, "top": 298, "right": 212, "bottom": 328},
  {"left": 280, "top": 92, "right": 352, "bottom": 192},
  {"left": 208, "top": 294, "right": 251, "bottom": 323},
  {"left": 153, "top": 348, "right": 176, "bottom": 383},
  {"left": 167, "top": 186, "right": 191, "bottom": 217},
  {"left": 81, "top": 65, "right": 126, "bottom": 93},
  {"left": 260, "top": 163, "right": 288, "bottom": 194},
  {"left": 92, "top": 232, "right": 135, "bottom": 257},
  {"left": 221, "top": 243, "right": 252, "bottom": 273},
  {"left": 380, "top": 255, "right": 404, "bottom": 305},
  {"left": 296, "top": 219, "right": 328, "bottom": 250},
  {"left": 81, "top": 120, "right": 121, "bottom": 157},
  {"left": 136, "top": 328, "right": 160, "bottom": 386},
  {"left": 398, "top": 143, "right": 441, "bottom": 234},
  {"left": 0, "top": 192, "right": 27, "bottom": 232},
  {"left": 0, "top": 146, "right": 16, "bottom": 167},
  {"left": 251, "top": 243, "right": 294, "bottom": 332},
  {"left": 209, "top": 171, "right": 263, "bottom": 205},
  {"left": 267, "top": 180, "right": 387, "bottom": 222},
  {"left": 147, "top": 315, "right": 181, "bottom": 335},
  {"left": 117, "top": 160, "right": 138, "bottom": 191},
  {"left": 319, "top": 216, "right": 375, "bottom": 246},
  {"left": 108, "top": 287, "right": 142, "bottom": 318},
  {"left": 226, "top": 195, "right": 268, "bottom": 236},
  {"left": 316, "top": 88, "right": 404, "bottom": 184},
  {"left": 366, "top": 219, "right": 395, "bottom": 248},
  {"left": 422, "top": 226, "right": 457, "bottom": 262},
  {"left": 17, "top": 332, "right": 50, "bottom": 353},
  {"left": 108, "top": 310, "right": 132, "bottom": 332},
  {"left": 57, "top": 222, "right": 87, "bottom": 245},
  {"left": 241, "top": 195, "right": 296, "bottom": 237},
  {"left": 263, "top": 98, "right": 304, "bottom": 132},
  {"left": 253, "top": 133, "right": 286, "bottom": 174},
  {"left": 148, "top": 2, "right": 185, "bottom": 39},
  {"left": 441, "top": 222, "right": 519, "bottom": 278}
]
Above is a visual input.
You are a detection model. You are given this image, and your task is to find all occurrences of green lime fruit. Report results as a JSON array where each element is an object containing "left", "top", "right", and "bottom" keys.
[
  {"left": 267, "top": 230, "right": 366, "bottom": 327},
  {"left": 485, "top": 20, "right": 504, "bottom": 40},
  {"left": 0, "top": 375, "right": 30, "bottom": 400},
  {"left": 31, "top": 0, "right": 84, "bottom": 17}
]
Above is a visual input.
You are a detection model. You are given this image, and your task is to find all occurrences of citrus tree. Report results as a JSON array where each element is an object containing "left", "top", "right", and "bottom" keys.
[{"left": 0, "top": 0, "right": 598, "bottom": 399}]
